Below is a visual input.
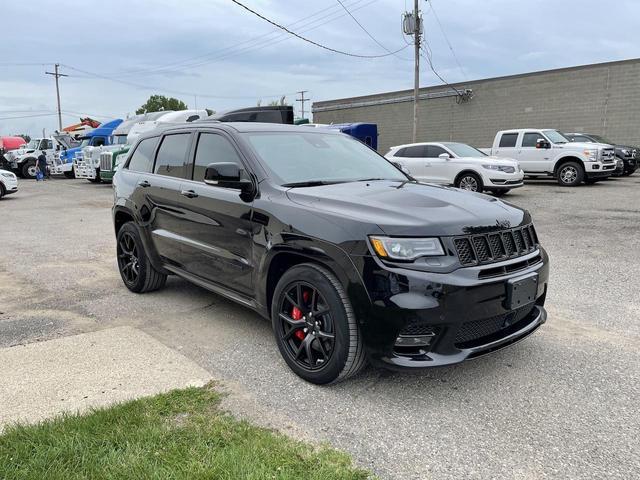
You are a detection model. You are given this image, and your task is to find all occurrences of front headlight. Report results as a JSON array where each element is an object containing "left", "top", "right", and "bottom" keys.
[
  {"left": 369, "top": 236, "right": 444, "bottom": 261},
  {"left": 621, "top": 149, "right": 630, "bottom": 156},
  {"left": 482, "top": 164, "right": 515, "bottom": 173},
  {"left": 583, "top": 149, "right": 598, "bottom": 161}
]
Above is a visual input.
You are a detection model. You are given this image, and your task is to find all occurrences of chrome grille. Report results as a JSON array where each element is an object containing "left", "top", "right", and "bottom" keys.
[
  {"left": 454, "top": 224, "right": 539, "bottom": 266},
  {"left": 601, "top": 148, "right": 615, "bottom": 162},
  {"left": 100, "top": 152, "right": 113, "bottom": 171}
]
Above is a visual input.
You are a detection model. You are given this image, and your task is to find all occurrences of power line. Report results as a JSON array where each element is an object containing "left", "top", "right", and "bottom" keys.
[
  {"left": 230, "top": 0, "right": 408, "bottom": 58},
  {"left": 425, "top": 0, "right": 467, "bottom": 80},
  {"left": 0, "top": 113, "right": 57, "bottom": 121},
  {"left": 335, "top": 0, "right": 409, "bottom": 60},
  {"left": 111, "top": 0, "right": 373, "bottom": 77}
]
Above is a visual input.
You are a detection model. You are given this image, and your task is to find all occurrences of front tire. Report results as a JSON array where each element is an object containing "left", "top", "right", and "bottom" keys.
[
  {"left": 0, "top": 183, "right": 5, "bottom": 200},
  {"left": 116, "top": 222, "right": 167, "bottom": 293},
  {"left": 64, "top": 170, "right": 75, "bottom": 179},
  {"left": 455, "top": 172, "right": 483, "bottom": 192},
  {"left": 557, "top": 161, "right": 584, "bottom": 186},
  {"left": 21, "top": 159, "right": 37, "bottom": 179},
  {"left": 271, "top": 263, "right": 366, "bottom": 384}
]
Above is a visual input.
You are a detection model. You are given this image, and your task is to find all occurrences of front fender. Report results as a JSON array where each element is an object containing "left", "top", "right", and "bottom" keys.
[{"left": 257, "top": 234, "right": 372, "bottom": 323}]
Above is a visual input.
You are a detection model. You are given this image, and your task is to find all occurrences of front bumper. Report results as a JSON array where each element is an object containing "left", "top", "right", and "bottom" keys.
[
  {"left": 2, "top": 181, "right": 18, "bottom": 194},
  {"left": 482, "top": 171, "right": 524, "bottom": 189},
  {"left": 353, "top": 248, "right": 549, "bottom": 369}
]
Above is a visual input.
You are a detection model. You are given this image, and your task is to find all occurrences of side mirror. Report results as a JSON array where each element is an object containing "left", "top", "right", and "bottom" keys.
[
  {"left": 204, "top": 162, "right": 254, "bottom": 193},
  {"left": 536, "top": 138, "right": 550, "bottom": 149},
  {"left": 438, "top": 152, "right": 451, "bottom": 160}
]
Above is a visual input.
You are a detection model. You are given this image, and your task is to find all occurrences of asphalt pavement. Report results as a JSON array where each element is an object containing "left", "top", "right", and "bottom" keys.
[{"left": 1, "top": 177, "right": 638, "bottom": 479}]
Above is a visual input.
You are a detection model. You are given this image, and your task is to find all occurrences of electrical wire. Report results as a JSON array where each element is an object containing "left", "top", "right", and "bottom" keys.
[
  {"left": 425, "top": 0, "right": 467, "bottom": 80},
  {"left": 112, "top": 0, "right": 373, "bottom": 77},
  {"left": 230, "top": 0, "right": 408, "bottom": 58},
  {"left": 0, "top": 113, "right": 57, "bottom": 121},
  {"left": 335, "top": 0, "right": 410, "bottom": 61}
]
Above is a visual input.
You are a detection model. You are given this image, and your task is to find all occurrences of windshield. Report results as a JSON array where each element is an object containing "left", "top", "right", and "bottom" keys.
[
  {"left": 79, "top": 138, "right": 91, "bottom": 148},
  {"left": 588, "top": 134, "right": 612, "bottom": 144},
  {"left": 245, "top": 132, "right": 408, "bottom": 186},
  {"left": 114, "top": 135, "right": 128, "bottom": 145},
  {"left": 542, "top": 130, "right": 568, "bottom": 144},
  {"left": 443, "top": 142, "right": 487, "bottom": 157},
  {"left": 25, "top": 139, "right": 39, "bottom": 149}
]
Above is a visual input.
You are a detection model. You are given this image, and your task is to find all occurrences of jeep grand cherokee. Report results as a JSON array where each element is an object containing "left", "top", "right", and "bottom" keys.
[{"left": 112, "top": 123, "right": 549, "bottom": 384}]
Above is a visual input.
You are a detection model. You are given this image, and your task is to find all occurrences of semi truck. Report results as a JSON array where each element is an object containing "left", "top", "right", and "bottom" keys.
[
  {"left": 52, "top": 118, "right": 123, "bottom": 179},
  {"left": 5, "top": 134, "right": 78, "bottom": 178}
]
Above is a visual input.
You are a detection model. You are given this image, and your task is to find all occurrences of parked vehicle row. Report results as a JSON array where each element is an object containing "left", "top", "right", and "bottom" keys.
[{"left": 0, "top": 168, "right": 18, "bottom": 199}]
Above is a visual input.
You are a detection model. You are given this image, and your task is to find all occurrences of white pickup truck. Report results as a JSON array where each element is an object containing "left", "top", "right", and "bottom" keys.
[{"left": 485, "top": 129, "right": 616, "bottom": 186}]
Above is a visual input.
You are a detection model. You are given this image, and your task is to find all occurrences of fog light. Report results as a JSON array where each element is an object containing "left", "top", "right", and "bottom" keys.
[
  {"left": 593, "top": 164, "right": 600, "bottom": 169},
  {"left": 394, "top": 334, "right": 433, "bottom": 348}
]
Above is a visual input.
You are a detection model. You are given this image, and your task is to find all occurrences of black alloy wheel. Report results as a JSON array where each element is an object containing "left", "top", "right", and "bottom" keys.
[
  {"left": 118, "top": 231, "right": 140, "bottom": 286},
  {"left": 116, "top": 222, "right": 167, "bottom": 293},
  {"left": 278, "top": 281, "right": 336, "bottom": 371},
  {"left": 271, "top": 264, "right": 366, "bottom": 384}
]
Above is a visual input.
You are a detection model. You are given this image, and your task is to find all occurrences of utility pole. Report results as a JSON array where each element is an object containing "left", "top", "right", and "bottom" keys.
[
  {"left": 45, "top": 63, "right": 68, "bottom": 132},
  {"left": 296, "top": 90, "right": 310, "bottom": 120},
  {"left": 412, "top": 0, "right": 421, "bottom": 143}
]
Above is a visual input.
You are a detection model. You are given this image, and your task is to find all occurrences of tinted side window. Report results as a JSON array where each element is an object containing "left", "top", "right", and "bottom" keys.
[
  {"left": 522, "top": 133, "right": 541, "bottom": 147},
  {"left": 42, "top": 139, "right": 53, "bottom": 150},
  {"left": 193, "top": 133, "right": 244, "bottom": 182},
  {"left": 127, "top": 137, "right": 159, "bottom": 173},
  {"left": 402, "top": 145, "right": 427, "bottom": 158},
  {"left": 154, "top": 133, "right": 191, "bottom": 179},
  {"left": 499, "top": 133, "right": 518, "bottom": 148},
  {"left": 426, "top": 145, "right": 447, "bottom": 157},
  {"left": 393, "top": 148, "right": 406, "bottom": 157}
]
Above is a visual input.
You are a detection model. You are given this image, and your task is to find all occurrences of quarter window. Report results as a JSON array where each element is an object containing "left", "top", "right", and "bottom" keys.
[
  {"left": 499, "top": 133, "right": 518, "bottom": 148},
  {"left": 522, "top": 133, "right": 542, "bottom": 147},
  {"left": 193, "top": 133, "right": 244, "bottom": 182},
  {"left": 127, "top": 137, "right": 159, "bottom": 173},
  {"left": 154, "top": 133, "right": 191, "bottom": 179}
]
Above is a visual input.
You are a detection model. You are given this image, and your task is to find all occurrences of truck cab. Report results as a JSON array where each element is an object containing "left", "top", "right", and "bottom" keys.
[
  {"left": 6, "top": 135, "right": 77, "bottom": 179},
  {"left": 489, "top": 129, "right": 616, "bottom": 186},
  {"left": 54, "top": 119, "right": 123, "bottom": 179}
]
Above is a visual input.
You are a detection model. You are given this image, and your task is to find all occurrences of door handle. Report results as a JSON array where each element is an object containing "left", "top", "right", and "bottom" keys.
[
  {"left": 138, "top": 180, "right": 151, "bottom": 188},
  {"left": 180, "top": 189, "right": 198, "bottom": 198}
]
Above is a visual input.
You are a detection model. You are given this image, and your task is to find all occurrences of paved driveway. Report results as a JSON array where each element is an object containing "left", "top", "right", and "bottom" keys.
[{"left": 1, "top": 177, "right": 638, "bottom": 479}]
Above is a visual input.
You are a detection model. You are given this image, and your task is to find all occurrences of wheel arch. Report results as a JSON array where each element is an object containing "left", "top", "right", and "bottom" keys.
[
  {"left": 261, "top": 242, "right": 370, "bottom": 319},
  {"left": 553, "top": 156, "right": 584, "bottom": 175},
  {"left": 454, "top": 169, "right": 483, "bottom": 186}
]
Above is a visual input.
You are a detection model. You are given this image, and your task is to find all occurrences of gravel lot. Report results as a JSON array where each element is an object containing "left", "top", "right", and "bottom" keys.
[{"left": 1, "top": 176, "right": 639, "bottom": 479}]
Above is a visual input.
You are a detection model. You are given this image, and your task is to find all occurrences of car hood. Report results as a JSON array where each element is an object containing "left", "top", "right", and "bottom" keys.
[
  {"left": 562, "top": 142, "right": 610, "bottom": 149},
  {"left": 286, "top": 180, "right": 529, "bottom": 237}
]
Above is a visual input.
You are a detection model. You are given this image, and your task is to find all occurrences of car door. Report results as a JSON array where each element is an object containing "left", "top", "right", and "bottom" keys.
[
  {"left": 518, "top": 131, "right": 549, "bottom": 172},
  {"left": 175, "top": 130, "right": 255, "bottom": 297},
  {"left": 493, "top": 132, "right": 519, "bottom": 160},
  {"left": 423, "top": 145, "right": 452, "bottom": 184},
  {"left": 393, "top": 145, "right": 429, "bottom": 179},
  {"left": 132, "top": 132, "right": 193, "bottom": 266}
]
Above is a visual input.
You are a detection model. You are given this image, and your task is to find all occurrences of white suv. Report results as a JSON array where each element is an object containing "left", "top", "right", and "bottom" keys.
[
  {"left": 385, "top": 142, "right": 523, "bottom": 196},
  {"left": 0, "top": 169, "right": 18, "bottom": 199}
]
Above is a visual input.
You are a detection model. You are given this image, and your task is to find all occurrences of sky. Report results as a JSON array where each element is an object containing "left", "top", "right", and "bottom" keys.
[{"left": 1, "top": 0, "right": 639, "bottom": 137}]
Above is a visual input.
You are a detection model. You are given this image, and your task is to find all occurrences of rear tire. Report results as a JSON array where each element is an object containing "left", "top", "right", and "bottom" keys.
[
  {"left": 116, "top": 222, "right": 167, "bottom": 293},
  {"left": 455, "top": 172, "right": 483, "bottom": 192},
  {"left": 271, "top": 263, "right": 366, "bottom": 384},
  {"left": 64, "top": 170, "right": 75, "bottom": 179},
  {"left": 556, "top": 161, "right": 584, "bottom": 186}
]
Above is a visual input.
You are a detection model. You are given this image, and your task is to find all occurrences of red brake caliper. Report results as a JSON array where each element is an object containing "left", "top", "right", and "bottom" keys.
[{"left": 291, "top": 291, "right": 310, "bottom": 341}]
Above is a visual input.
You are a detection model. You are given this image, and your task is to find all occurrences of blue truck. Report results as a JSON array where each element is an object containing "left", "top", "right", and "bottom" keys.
[
  {"left": 302, "top": 123, "right": 378, "bottom": 150},
  {"left": 52, "top": 118, "right": 123, "bottom": 178}
]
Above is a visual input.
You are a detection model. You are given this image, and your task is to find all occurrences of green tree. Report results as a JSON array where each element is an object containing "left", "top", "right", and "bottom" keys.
[{"left": 136, "top": 95, "right": 188, "bottom": 114}]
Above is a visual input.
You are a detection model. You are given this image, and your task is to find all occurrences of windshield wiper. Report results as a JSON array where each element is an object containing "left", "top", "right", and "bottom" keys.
[{"left": 281, "top": 180, "right": 347, "bottom": 188}]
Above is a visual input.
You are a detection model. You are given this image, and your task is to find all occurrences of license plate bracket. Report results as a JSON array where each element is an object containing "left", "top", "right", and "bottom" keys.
[{"left": 506, "top": 273, "right": 538, "bottom": 310}]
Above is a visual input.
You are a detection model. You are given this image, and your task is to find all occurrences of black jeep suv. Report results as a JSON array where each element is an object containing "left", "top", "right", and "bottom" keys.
[{"left": 112, "top": 123, "right": 549, "bottom": 384}]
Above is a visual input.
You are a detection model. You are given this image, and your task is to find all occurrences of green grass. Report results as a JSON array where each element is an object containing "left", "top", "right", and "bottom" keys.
[{"left": 0, "top": 386, "right": 371, "bottom": 480}]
